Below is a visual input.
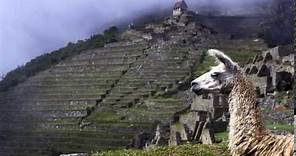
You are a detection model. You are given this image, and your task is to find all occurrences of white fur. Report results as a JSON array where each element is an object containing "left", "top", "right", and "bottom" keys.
[
  {"left": 208, "top": 49, "right": 236, "bottom": 66},
  {"left": 191, "top": 64, "right": 225, "bottom": 92},
  {"left": 191, "top": 49, "right": 236, "bottom": 93}
]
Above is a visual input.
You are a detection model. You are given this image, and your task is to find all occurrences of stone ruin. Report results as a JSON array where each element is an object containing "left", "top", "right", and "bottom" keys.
[
  {"left": 245, "top": 46, "right": 294, "bottom": 97},
  {"left": 166, "top": 93, "right": 229, "bottom": 146},
  {"left": 0, "top": 6, "right": 218, "bottom": 154},
  {"left": 160, "top": 45, "right": 294, "bottom": 146},
  {"left": 173, "top": 0, "right": 188, "bottom": 17}
]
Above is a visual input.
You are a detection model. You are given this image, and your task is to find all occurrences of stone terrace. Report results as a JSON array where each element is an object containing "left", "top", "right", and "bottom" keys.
[
  {"left": 0, "top": 42, "right": 155, "bottom": 156},
  {"left": 0, "top": 18, "right": 215, "bottom": 155}
]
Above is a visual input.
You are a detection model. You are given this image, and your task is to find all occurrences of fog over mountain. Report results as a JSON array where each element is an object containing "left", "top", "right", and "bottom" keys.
[{"left": 0, "top": 0, "right": 269, "bottom": 75}]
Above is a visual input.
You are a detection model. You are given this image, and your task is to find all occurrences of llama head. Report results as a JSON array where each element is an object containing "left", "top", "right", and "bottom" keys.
[{"left": 191, "top": 49, "right": 239, "bottom": 95}]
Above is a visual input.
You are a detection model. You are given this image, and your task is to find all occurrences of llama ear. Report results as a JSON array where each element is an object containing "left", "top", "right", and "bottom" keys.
[{"left": 208, "top": 49, "right": 237, "bottom": 71}]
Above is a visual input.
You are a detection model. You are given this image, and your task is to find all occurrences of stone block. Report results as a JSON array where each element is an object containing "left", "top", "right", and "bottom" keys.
[{"left": 200, "top": 124, "right": 215, "bottom": 144}]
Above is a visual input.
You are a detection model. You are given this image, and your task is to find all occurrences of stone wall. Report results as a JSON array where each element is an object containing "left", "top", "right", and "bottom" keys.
[{"left": 245, "top": 46, "right": 294, "bottom": 96}]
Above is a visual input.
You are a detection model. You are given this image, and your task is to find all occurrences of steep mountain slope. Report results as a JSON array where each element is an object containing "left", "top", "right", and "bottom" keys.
[{"left": 0, "top": 15, "right": 216, "bottom": 155}]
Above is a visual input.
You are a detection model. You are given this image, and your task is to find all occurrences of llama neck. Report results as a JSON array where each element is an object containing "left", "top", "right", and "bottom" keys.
[{"left": 228, "top": 72, "right": 266, "bottom": 139}]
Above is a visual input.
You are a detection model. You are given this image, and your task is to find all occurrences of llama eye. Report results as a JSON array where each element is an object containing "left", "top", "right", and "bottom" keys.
[{"left": 211, "top": 72, "right": 220, "bottom": 78}]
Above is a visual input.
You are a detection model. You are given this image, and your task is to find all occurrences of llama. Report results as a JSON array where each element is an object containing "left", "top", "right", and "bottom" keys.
[{"left": 191, "top": 49, "right": 293, "bottom": 156}]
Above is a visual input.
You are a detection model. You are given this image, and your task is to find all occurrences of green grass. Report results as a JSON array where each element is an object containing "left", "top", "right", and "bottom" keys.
[
  {"left": 87, "top": 112, "right": 121, "bottom": 123},
  {"left": 266, "top": 122, "right": 294, "bottom": 133},
  {"left": 225, "top": 51, "right": 258, "bottom": 66},
  {"left": 215, "top": 132, "right": 228, "bottom": 143},
  {"left": 171, "top": 123, "right": 185, "bottom": 131},
  {"left": 215, "top": 122, "right": 294, "bottom": 143},
  {"left": 92, "top": 143, "right": 230, "bottom": 156},
  {"left": 274, "top": 91, "right": 293, "bottom": 105}
]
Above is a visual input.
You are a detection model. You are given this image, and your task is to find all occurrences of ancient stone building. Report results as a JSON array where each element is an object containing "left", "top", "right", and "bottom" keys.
[
  {"left": 173, "top": 0, "right": 188, "bottom": 17},
  {"left": 168, "top": 93, "right": 229, "bottom": 145},
  {"left": 245, "top": 46, "right": 294, "bottom": 96}
]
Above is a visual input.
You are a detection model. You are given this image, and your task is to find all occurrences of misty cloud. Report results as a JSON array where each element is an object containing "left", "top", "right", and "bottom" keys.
[{"left": 0, "top": 0, "right": 268, "bottom": 75}]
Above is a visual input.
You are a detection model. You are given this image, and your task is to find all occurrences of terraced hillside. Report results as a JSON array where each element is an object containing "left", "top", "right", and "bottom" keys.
[
  {"left": 0, "top": 7, "right": 274, "bottom": 155},
  {"left": 0, "top": 43, "right": 149, "bottom": 155},
  {"left": 0, "top": 17, "right": 216, "bottom": 155}
]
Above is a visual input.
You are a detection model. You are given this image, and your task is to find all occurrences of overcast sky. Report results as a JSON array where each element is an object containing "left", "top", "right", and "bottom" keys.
[{"left": 0, "top": 0, "right": 267, "bottom": 76}]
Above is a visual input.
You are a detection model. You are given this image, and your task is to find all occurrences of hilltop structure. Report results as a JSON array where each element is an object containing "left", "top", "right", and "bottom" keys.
[{"left": 173, "top": 0, "right": 188, "bottom": 16}]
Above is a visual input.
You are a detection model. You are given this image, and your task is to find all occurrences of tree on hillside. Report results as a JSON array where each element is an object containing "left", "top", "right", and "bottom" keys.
[{"left": 103, "top": 26, "right": 119, "bottom": 43}]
